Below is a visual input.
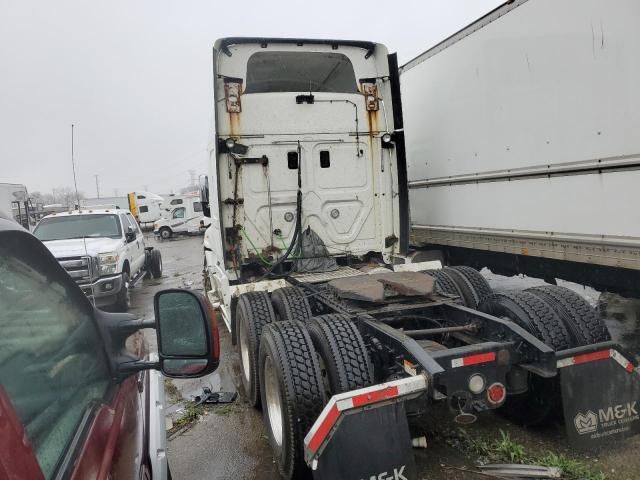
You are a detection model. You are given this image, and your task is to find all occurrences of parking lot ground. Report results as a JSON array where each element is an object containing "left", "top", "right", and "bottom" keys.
[
  {"left": 132, "top": 234, "right": 640, "bottom": 480},
  {"left": 131, "top": 234, "right": 280, "bottom": 480}
]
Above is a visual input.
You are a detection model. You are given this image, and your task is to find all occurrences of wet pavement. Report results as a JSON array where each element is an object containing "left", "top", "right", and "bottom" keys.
[
  {"left": 130, "top": 234, "right": 640, "bottom": 480},
  {"left": 129, "top": 234, "right": 279, "bottom": 480}
]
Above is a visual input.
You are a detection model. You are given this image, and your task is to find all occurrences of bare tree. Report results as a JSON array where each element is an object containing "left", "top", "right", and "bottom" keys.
[{"left": 40, "top": 187, "right": 85, "bottom": 207}]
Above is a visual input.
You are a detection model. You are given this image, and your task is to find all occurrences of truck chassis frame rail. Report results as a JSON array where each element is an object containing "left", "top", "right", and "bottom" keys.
[{"left": 277, "top": 274, "right": 640, "bottom": 480}]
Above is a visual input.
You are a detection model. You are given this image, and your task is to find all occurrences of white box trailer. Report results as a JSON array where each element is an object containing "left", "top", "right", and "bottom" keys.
[{"left": 401, "top": 0, "right": 640, "bottom": 295}]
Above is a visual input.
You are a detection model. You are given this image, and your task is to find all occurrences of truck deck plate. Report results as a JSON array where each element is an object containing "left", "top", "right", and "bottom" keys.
[{"left": 290, "top": 266, "right": 364, "bottom": 283}]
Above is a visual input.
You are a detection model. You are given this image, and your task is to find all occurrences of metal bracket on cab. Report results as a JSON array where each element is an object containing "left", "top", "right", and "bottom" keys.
[{"left": 234, "top": 155, "right": 268, "bottom": 166}]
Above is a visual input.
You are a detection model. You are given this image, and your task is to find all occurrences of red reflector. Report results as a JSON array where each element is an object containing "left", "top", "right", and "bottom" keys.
[
  {"left": 572, "top": 350, "right": 611, "bottom": 365},
  {"left": 351, "top": 386, "right": 399, "bottom": 408},
  {"left": 626, "top": 363, "right": 635, "bottom": 373},
  {"left": 307, "top": 404, "right": 339, "bottom": 453},
  {"left": 487, "top": 383, "right": 506, "bottom": 404},
  {"left": 464, "top": 352, "right": 496, "bottom": 366}
]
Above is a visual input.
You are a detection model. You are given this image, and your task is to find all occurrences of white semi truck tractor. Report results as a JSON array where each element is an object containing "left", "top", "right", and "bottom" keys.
[{"left": 199, "top": 23, "right": 640, "bottom": 480}]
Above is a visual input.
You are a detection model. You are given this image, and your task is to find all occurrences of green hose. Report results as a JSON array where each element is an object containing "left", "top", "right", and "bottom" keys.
[{"left": 240, "top": 226, "right": 272, "bottom": 266}]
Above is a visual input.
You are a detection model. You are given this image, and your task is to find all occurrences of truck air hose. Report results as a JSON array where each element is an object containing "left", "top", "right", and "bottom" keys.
[{"left": 261, "top": 142, "right": 303, "bottom": 278}]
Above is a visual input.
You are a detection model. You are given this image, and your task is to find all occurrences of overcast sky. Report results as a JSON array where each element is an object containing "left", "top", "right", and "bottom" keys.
[{"left": 0, "top": 0, "right": 502, "bottom": 197}]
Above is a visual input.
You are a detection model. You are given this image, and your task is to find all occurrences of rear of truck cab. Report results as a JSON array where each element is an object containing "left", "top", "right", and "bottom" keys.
[{"left": 204, "top": 37, "right": 409, "bottom": 329}]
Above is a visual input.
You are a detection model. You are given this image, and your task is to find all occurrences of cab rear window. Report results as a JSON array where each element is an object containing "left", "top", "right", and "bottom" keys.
[{"left": 244, "top": 51, "right": 358, "bottom": 94}]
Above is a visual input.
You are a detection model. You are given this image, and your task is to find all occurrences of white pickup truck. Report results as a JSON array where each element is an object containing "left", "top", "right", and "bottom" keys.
[{"left": 33, "top": 208, "right": 163, "bottom": 311}]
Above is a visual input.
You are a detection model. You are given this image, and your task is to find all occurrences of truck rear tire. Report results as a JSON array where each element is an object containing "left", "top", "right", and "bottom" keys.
[
  {"left": 480, "top": 291, "right": 570, "bottom": 425},
  {"left": 426, "top": 269, "right": 463, "bottom": 299},
  {"left": 271, "top": 287, "right": 313, "bottom": 322},
  {"left": 449, "top": 266, "right": 492, "bottom": 303},
  {"left": 443, "top": 267, "right": 481, "bottom": 309},
  {"left": 526, "top": 285, "right": 610, "bottom": 346},
  {"left": 307, "top": 314, "right": 374, "bottom": 397},
  {"left": 236, "top": 291, "right": 276, "bottom": 407},
  {"left": 149, "top": 249, "right": 162, "bottom": 279},
  {"left": 259, "top": 321, "right": 326, "bottom": 480},
  {"left": 480, "top": 291, "right": 570, "bottom": 350}
]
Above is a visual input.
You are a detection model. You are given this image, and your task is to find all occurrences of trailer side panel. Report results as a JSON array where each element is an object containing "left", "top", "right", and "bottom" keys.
[{"left": 401, "top": 0, "right": 640, "bottom": 291}]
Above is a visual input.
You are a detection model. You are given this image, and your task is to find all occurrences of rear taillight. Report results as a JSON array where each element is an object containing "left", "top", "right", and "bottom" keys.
[{"left": 487, "top": 383, "right": 506, "bottom": 405}]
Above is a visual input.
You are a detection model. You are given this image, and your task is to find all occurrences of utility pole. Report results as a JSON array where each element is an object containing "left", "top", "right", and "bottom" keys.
[
  {"left": 71, "top": 124, "right": 81, "bottom": 209},
  {"left": 188, "top": 169, "right": 197, "bottom": 187},
  {"left": 94, "top": 175, "right": 100, "bottom": 198}
]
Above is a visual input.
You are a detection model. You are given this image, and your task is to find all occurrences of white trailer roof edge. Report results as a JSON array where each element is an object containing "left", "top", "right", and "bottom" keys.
[{"left": 400, "top": 0, "right": 529, "bottom": 73}]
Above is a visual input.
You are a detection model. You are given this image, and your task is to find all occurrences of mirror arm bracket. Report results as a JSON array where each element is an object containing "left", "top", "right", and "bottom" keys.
[
  {"left": 95, "top": 310, "right": 158, "bottom": 382},
  {"left": 112, "top": 318, "right": 156, "bottom": 342},
  {"left": 118, "top": 360, "right": 161, "bottom": 376}
]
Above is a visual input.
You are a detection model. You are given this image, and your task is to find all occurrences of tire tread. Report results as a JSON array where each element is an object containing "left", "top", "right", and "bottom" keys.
[
  {"left": 236, "top": 291, "right": 276, "bottom": 406},
  {"left": 261, "top": 321, "right": 325, "bottom": 479},
  {"left": 480, "top": 291, "right": 571, "bottom": 350},
  {"left": 527, "top": 285, "right": 610, "bottom": 346},
  {"left": 450, "top": 266, "right": 492, "bottom": 303},
  {"left": 308, "top": 314, "right": 373, "bottom": 394},
  {"left": 272, "top": 287, "right": 313, "bottom": 322}
]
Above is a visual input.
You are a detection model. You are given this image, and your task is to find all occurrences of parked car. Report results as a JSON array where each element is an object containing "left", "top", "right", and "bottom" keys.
[
  {"left": 33, "top": 208, "right": 162, "bottom": 311},
  {"left": 0, "top": 212, "right": 220, "bottom": 479},
  {"left": 154, "top": 197, "right": 210, "bottom": 240}
]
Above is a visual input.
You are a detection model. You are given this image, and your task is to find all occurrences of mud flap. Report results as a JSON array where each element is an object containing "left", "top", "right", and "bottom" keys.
[
  {"left": 558, "top": 344, "right": 640, "bottom": 448},
  {"left": 314, "top": 403, "right": 414, "bottom": 480},
  {"left": 304, "top": 376, "right": 427, "bottom": 480}
]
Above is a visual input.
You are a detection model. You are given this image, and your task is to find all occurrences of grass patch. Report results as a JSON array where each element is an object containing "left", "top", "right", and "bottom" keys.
[
  {"left": 460, "top": 429, "right": 606, "bottom": 480},
  {"left": 212, "top": 404, "right": 236, "bottom": 416},
  {"left": 172, "top": 402, "right": 205, "bottom": 429},
  {"left": 164, "top": 379, "right": 181, "bottom": 403},
  {"left": 539, "top": 452, "right": 607, "bottom": 480}
]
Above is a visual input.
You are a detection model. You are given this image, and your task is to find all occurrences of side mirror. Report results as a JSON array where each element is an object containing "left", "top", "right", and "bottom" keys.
[
  {"left": 154, "top": 289, "right": 219, "bottom": 378},
  {"left": 199, "top": 174, "right": 211, "bottom": 218},
  {"left": 125, "top": 225, "right": 136, "bottom": 242}
]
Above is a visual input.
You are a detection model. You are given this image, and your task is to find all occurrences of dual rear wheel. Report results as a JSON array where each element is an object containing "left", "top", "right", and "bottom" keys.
[
  {"left": 236, "top": 286, "right": 374, "bottom": 479},
  {"left": 426, "top": 266, "right": 611, "bottom": 425},
  {"left": 479, "top": 285, "right": 611, "bottom": 425}
]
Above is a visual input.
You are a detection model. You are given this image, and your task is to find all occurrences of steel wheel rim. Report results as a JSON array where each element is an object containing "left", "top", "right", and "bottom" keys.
[
  {"left": 239, "top": 316, "right": 251, "bottom": 384},
  {"left": 161, "top": 229, "right": 170, "bottom": 239},
  {"left": 264, "top": 354, "right": 284, "bottom": 447}
]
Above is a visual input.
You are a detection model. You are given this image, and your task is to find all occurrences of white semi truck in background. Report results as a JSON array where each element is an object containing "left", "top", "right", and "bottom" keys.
[
  {"left": 402, "top": 0, "right": 640, "bottom": 297},
  {"left": 127, "top": 190, "right": 164, "bottom": 225},
  {"left": 199, "top": 4, "right": 640, "bottom": 476}
]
